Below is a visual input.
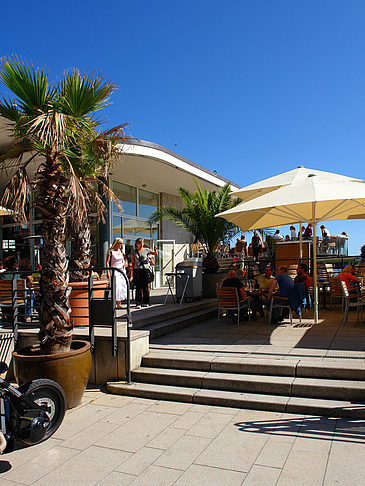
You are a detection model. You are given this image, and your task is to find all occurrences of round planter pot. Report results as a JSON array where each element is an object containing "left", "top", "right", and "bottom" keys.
[
  {"left": 202, "top": 272, "right": 222, "bottom": 298},
  {"left": 12, "top": 340, "right": 92, "bottom": 409},
  {"left": 69, "top": 280, "right": 108, "bottom": 326}
]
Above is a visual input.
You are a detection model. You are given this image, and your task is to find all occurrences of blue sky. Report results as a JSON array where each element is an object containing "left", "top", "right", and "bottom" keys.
[{"left": 1, "top": 0, "right": 365, "bottom": 253}]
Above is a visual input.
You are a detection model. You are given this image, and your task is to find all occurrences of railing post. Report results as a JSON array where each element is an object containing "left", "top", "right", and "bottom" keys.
[
  {"left": 88, "top": 271, "right": 95, "bottom": 354},
  {"left": 12, "top": 278, "right": 18, "bottom": 347},
  {"left": 111, "top": 270, "right": 117, "bottom": 357}
]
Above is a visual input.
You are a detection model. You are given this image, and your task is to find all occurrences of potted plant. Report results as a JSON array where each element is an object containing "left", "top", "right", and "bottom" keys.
[
  {"left": 150, "top": 181, "right": 240, "bottom": 297},
  {"left": 0, "top": 57, "right": 118, "bottom": 407},
  {"left": 66, "top": 127, "right": 129, "bottom": 325}
]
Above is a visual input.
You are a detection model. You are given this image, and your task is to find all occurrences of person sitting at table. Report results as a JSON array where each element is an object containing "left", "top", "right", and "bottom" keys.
[
  {"left": 267, "top": 266, "right": 294, "bottom": 323},
  {"left": 336, "top": 265, "right": 360, "bottom": 296},
  {"left": 252, "top": 266, "right": 275, "bottom": 319},
  {"left": 294, "top": 263, "right": 311, "bottom": 290},
  {"left": 221, "top": 270, "right": 248, "bottom": 320}
]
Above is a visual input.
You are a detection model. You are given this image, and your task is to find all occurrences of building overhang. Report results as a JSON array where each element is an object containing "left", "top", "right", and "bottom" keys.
[
  {"left": 114, "top": 140, "right": 240, "bottom": 195},
  {"left": 0, "top": 116, "right": 240, "bottom": 196}
]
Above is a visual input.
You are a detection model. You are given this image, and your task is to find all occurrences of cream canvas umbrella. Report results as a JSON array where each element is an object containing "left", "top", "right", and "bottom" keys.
[
  {"left": 231, "top": 166, "right": 362, "bottom": 201},
  {"left": 0, "top": 206, "right": 13, "bottom": 216},
  {"left": 231, "top": 166, "right": 363, "bottom": 258},
  {"left": 219, "top": 173, "right": 365, "bottom": 323}
]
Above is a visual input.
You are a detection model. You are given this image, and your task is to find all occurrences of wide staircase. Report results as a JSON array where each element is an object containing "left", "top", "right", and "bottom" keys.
[{"left": 107, "top": 350, "right": 365, "bottom": 418}]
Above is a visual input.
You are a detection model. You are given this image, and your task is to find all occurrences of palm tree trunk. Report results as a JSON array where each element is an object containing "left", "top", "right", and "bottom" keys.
[
  {"left": 69, "top": 218, "right": 92, "bottom": 282},
  {"left": 37, "top": 157, "right": 73, "bottom": 354}
]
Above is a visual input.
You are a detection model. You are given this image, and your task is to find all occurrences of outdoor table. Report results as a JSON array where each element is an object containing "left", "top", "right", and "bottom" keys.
[
  {"left": 317, "top": 280, "right": 329, "bottom": 310},
  {"left": 164, "top": 272, "right": 190, "bottom": 306}
]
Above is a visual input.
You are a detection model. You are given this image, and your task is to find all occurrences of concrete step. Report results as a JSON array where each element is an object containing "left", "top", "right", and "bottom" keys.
[
  {"left": 117, "top": 299, "right": 217, "bottom": 330},
  {"left": 106, "top": 381, "right": 365, "bottom": 418},
  {"left": 132, "top": 366, "right": 365, "bottom": 401},
  {"left": 142, "top": 352, "right": 365, "bottom": 381},
  {"left": 139, "top": 308, "right": 217, "bottom": 339}
]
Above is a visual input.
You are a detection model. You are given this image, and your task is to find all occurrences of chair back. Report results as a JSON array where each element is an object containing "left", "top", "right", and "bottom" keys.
[
  {"left": 317, "top": 263, "right": 329, "bottom": 280},
  {"left": 340, "top": 280, "right": 350, "bottom": 298},
  {"left": 356, "top": 263, "right": 365, "bottom": 278},
  {"left": 0, "top": 280, "right": 12, "bottom": 304},
  {"left": 0, "top": 279, "right": 26, "bottom": 304},
  {"left": 328, "top": 277, "right": 343, "bottom": 296},
  {"left": 288, "top": 265, "right": 297, "bottom": 280},
  {"left": 216, "top": 285, "right": 240, "bottom": 309},
  {"left": 325, "top": 263, "right": 334, "bottom": 277}
]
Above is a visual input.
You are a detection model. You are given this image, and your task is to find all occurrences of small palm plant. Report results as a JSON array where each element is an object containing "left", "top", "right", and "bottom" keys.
[
  {"left": 150, "top": 181, "right": 240, "bottom": 271},
  {"left": 0, "top": 57, "right": 117, "bottom": 353}
]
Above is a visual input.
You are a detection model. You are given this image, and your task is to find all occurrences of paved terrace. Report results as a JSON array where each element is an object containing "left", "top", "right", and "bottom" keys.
[
  {"left": 149, "top": 308, "right": 365, "bottom": 362},
  {"left": 1, "top": 292, "right": 365, "bottom": 484},
  {"left": 1, "top": 388, "right": 365, "bottom": 485}
]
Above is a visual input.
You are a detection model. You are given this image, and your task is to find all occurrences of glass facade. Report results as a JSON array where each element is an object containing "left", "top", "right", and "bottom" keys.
[
  {"left": 0, "top": 180, "right": 160, "bottom": 269},
  {"left": 112, "top": 180, "right": 160, "bottom": 262}
]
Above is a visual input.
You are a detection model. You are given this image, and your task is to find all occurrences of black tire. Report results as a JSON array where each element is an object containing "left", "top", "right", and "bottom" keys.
[{"left": 18, "top": 378, "right": 66, "bottom": 441}]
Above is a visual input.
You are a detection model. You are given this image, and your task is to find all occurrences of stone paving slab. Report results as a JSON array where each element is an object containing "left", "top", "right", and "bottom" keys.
[{"left": 1, "top": 389, "right": 365, "bottom": 485}]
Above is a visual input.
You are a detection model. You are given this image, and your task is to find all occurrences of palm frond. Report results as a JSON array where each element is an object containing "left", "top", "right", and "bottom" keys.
[
  {"left": 0, "top": 56, "right": 49, "bottom": 113},
  {"left": 1, "top": 166, "right": 31, "bottom": 223},
  {"left": 58, "top": 70, "right": 115, "bottom": 118}
]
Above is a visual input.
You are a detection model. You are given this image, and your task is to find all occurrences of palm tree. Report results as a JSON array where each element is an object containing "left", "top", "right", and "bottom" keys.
[
  {"left": 66, "top": 125, "right": 129, "bottom": 282},
  {"left": 150, "top": 181, "right": 240, "bottom": 271},
  {"left": 0, "top": 57, "right": 115, "bottom": 353}
]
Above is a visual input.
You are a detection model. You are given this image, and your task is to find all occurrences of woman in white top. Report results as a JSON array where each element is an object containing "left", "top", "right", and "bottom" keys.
[{"left": 106, "top": 238, "right": 128, "bottom": 308}]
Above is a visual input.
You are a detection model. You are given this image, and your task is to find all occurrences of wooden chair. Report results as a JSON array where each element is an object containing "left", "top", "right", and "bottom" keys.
[
  {"left": 216, "top": 285, "right": 251, "bottom": 326},
  {"left": 0, "top": 279, "right": 26, "bottom": 324},
  {"left": 328, "top": 277, "right": 344, "bottom": 310},
  {"left": 325, "top": 263, "right": 335, "bottom": 277},
  {"left": 356, "top": 263, "right": 365, "bottom": 278},
  {"left": 340, "top": 280, "right": 365, "bottom": 325}
]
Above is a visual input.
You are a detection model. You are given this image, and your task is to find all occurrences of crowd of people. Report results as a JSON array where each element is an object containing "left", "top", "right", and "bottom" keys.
[
  {"left": 220, "top": 262, "right": 312, "bottom": 323},
  {"left": 219, "top": 257, "right": 365, "bottom": 324}
]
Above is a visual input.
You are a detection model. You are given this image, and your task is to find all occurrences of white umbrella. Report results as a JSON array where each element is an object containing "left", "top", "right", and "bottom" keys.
[
  {"left": 231, "top": 166, "right": 362, "bottom": 201},
  {"left": 0, "top": 206, "right": 13, "bottom": 216},
  {"left": 219, "top": 174, "right": 365, "bottom": 323},
  {"left": 231, "top": 166, "right": 362, "bottom": 258}
]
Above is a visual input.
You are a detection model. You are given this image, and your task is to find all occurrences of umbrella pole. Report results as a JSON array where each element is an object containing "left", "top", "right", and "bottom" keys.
[
  {"left": 312, "top": 208, "right": 319, "bottom": 324},
  {"left": 299, "top": 223, "right": 303, "bottom": 261}
]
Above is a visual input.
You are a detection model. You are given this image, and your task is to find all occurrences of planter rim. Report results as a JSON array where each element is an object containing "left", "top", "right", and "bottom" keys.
[
  {"left": 69, "top": 280, "right": 108, "bottom": 289},
  {"left": 12, "top": 340, "right": 91, "bottom": 361}
]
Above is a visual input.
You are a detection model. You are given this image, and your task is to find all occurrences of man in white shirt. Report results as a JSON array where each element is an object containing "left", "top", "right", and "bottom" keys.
[{"left": 273, "top": 229, "right": 284, "bottom": 241}]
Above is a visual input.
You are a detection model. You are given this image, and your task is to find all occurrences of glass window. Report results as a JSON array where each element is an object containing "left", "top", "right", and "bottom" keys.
[
  {"left": 112, "top": 181, "right": 137, "bottom": 215},
  {"left": 123, "top": 217, "right": 151, "bottom": 238},
  {"left": 139, "top": 189, "right": 159, "bottom": 219},
  {"left": 112, "top": 216, "right": 122, "bottom": 238}
]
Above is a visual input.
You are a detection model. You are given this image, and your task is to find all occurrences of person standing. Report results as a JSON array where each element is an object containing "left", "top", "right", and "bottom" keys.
[
  {"left": 251, "top": 231, "right": 263, "bottom": 261},
  {"left": 320, "top": 225, "right": 331, "bottom": 253},
  {"left": 106, "top": 238, "right": 128, "bottom": 309},
  {"left": 131, "top": 238, "right": 158, "bottom": 308},
  {"left": 273, "top": 229, "right": 284, "bottom": 241},
  {"left": 290, "top": 226, "right": 297, "bottom": 240},
  {"left": 304, "top": 224, "right": 312, "bottom": 239}
]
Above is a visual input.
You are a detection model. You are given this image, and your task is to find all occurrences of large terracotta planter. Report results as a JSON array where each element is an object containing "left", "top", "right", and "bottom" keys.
[
  {"left": 12, "top": 340, "right": 92, "bottom": 409},
  {"left": 202, "top": 272, "right": 223, "bottom": 298},
  {"left": 69, "top": 280, "right": 108, "bottom": 326}
]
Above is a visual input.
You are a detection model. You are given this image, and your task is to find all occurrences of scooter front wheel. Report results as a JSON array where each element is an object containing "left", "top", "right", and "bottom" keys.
[{"left": 19, "top": 378, "right": 66, "bottom": 441}]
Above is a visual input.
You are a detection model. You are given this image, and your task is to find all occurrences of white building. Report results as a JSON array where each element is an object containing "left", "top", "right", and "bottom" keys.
[{"left": 0, "top": 118, "right": 240, "bottom": 286}]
